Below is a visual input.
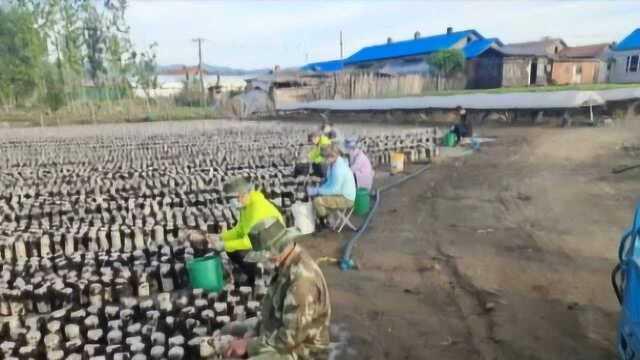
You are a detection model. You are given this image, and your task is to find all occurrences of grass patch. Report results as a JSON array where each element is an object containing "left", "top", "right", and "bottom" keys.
[{"left": 0, "top": 98, "right": 223, "bottom": 127}]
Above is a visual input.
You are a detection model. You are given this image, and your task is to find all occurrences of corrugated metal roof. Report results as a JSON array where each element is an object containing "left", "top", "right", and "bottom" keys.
[
  {"left": 463, "top": 38, "right": 503, "bottom": 59},
  {"left": 501, "top": 38, "right": 567, "bottom": 57},
  {"left": 344, "top": 30, "right": 484, "bottom": 65},
  {"left": 616, "top": 28, "right": 640, "bottom": 51},
  {"left": 559, "top": 43, "right": 610, "bottom": 59},
  {"left": 301, "top": 60, "right": 344, "bottom": 73}
]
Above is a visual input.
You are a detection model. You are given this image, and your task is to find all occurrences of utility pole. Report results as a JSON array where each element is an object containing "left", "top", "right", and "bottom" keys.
[
  {"left": 192, "top": 37, "right": 207, "bottom": 106},
  {"left": 340, "top": 30, "right": 343, "bottom": 59}
]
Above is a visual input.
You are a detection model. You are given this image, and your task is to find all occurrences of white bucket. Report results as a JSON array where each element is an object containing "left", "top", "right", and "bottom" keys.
[{"left": 292, "top": 201, "right": 316, "bottom": 235}]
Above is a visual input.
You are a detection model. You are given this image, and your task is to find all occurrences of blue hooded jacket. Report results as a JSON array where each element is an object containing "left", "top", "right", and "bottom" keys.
[{"left": 317, "top": 156, "right": 356, "bottom": 201}]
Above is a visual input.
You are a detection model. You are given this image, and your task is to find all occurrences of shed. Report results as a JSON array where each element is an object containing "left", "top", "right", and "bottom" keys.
[{"left": 551, "top": 43, "right": 611, "bottom": 85}]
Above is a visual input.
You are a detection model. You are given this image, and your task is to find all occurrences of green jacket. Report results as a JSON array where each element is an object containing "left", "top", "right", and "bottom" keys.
[
  {"left": 221, "top": 191, "right": 284, "bottom": 253},
  {"left": 307, "top": 135, "right": 331, "bottom": 164},
  {"left": 247, "top": 243, "right": 331, "bottom": 359}
]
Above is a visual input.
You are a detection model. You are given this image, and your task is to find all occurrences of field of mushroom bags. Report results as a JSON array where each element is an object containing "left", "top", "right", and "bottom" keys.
[{"left": 0, "top": 120, "right": 437, "bottom": 359}]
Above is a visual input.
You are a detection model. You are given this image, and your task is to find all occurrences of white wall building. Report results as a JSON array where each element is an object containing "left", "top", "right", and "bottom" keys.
[{"left": 610, "top": 28, "right": 640, "bottom": 83}]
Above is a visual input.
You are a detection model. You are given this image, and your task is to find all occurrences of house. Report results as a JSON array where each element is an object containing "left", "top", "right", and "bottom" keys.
[
  {"left": 551, "top": 43, "right": 611, "bottom": 85},
  {"left": 301, "top": 60, "right": 344, "bottom": 73},
  {"left": 497, "top": 38, "right": 567, "bottom": 86},
  {"left": 609, "top": 28, "right": 640, "bottom": 83},
  {"left": 340, "top": 28, "right": 495, "bottom": 72}
]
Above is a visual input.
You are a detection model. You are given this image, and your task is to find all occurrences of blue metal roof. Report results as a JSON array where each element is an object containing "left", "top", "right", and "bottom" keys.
[
  {"left": 463, "top": 38, "right": 503, "bottom": 59},
  {"left": 301, "top": 59, "right": 344, "bottom": 73},
  {"left": 344, "top": 30, "right": 484, "bottom": 65},
  {"left": 616, "top": 28, "right": 640, "bottom": 51}
]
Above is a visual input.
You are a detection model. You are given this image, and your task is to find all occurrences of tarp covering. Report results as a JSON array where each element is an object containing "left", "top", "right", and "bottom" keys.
[{"left": 278, "top": 88, "right": 640, "bottom": 111}]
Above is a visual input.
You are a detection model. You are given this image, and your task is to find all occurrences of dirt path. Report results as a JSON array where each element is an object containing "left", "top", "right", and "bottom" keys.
[{"left": 304, "top": 126, "right": 640, "bottom": 360}]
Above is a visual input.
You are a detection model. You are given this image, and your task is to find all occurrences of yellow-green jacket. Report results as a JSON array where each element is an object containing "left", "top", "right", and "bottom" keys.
[
  {"left": 221, "top": 190, "right": 285, "bottom": 253},
  {"left": 307, "top": 135, "right": 331, "bottom": 164}
]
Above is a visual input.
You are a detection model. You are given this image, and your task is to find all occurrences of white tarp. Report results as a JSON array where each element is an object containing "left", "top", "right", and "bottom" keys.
[
  {"left": 597, "top": 88, "right": 640, "bottom": 102},
  {"left": 278, "top": 88, "right": 640, "bottom": 111}
]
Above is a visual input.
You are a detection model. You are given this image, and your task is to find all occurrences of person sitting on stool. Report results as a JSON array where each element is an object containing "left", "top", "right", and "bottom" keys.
[
  {"left": 221, "top": 177, "right": 285, "bottom": 285},
  {"left": 451, "top": 105, "right": 473, "bottom": 141},
  {"left": 307, "top": 145, "right": 356, "bottom": 228}
]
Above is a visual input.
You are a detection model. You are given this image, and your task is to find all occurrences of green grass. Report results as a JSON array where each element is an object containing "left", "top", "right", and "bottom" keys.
[
  {"left": 419, "top": 83, "right": 640, "bottom": 97},
  {"left": 0, "top": 98, "right": 223, "bottom": 127}
]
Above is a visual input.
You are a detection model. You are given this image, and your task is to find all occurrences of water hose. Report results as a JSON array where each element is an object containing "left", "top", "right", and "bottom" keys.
[{"left": 340, "top": 164, "right": 431, "bottom": 271}]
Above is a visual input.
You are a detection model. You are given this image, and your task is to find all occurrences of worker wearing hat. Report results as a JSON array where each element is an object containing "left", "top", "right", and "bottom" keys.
[
  {"left": 307, "top": 144, "right": 356, "bottom": 227},
  {"left": 221, "top": 177, "right": 285, "bottom": 285},
  {"left": 320, "top": 120, "right": 343, "bottom": 146},
  {"left": 307, "top": 131, "right": 331, "bottom": 178},
  {"left": 223, "top": 218, "right": 331, "bottom": 359},
  {"left": 343, "top": 136, "right": 374, "bottom": 191}
]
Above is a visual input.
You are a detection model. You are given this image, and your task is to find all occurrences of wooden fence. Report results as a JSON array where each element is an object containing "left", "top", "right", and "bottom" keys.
[
  {"left": 308, "top": 72, "right": 466, "bottom": 100},
  {"left": 273, "top": 72, "right": 466, "bottom": 107}
]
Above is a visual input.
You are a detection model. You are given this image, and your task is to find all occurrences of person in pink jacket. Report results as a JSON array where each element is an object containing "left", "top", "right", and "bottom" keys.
[{"left": 344, "top": 137, "right": 374, "bottom": 190}]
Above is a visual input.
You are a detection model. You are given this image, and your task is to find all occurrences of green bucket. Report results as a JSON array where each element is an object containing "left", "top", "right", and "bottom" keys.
[
  {"left": 443, "top": 131, "right": 458, "bottom": 147},
  {"left": 186, "top": 255, "right": 224, "bottom": 293},
  {"left": 354, "top": 188, "right": 371, "bottom": 216}
]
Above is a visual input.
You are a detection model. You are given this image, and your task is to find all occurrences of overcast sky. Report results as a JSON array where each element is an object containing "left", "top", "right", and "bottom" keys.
[{"left": 126, "top": 0, "right": 640, "bottom": 69}]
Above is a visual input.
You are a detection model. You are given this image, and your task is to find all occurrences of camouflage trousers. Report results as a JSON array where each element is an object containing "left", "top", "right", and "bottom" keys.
[
  {"left": 218, "top": 318, "right": 296, "bottom": 360},
  {"left": 313, "top": 195, "right": 353, "bottom": 218}
]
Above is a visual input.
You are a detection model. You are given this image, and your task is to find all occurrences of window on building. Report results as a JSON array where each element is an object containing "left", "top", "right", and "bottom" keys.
[
  {"left": 576, "top": 64, "right": 582, "bottom": 75},
  {"left": 554, "top": 46, "right": 559, "bottom": 54},
  {"left": 629, "top": 55, "right": 639, "bottom": 73}
]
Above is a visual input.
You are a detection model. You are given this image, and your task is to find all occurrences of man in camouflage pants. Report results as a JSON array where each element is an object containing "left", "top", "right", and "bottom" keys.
[{"left": 223, "top": 218, "right": 331, "bottom": 360}]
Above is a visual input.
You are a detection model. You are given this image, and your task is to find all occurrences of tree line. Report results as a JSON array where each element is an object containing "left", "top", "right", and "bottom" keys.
[{"left": 0, "top": 0, "right": 158, "bottom": 116}]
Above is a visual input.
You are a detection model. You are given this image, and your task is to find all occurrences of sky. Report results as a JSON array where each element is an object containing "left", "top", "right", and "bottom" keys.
[{"left": 126, "top": 0, "right": 640, "bottom": 69}]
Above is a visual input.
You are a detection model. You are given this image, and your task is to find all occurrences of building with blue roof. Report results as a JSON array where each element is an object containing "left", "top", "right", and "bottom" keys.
[
  {"left": 342, "top": 28, "right": 497, "bottom": 70},
  {"left": 610, "top": 28, "right": 640, "bottom": 83},
  {"left": 301, "top": 59, "right": 344, "bottom": 73},
  {"left": 463, "top": 38, "right": 504, "bottom": 59},
  {"left": 301, "top": 28, "right": 502, "bottom": 75}
]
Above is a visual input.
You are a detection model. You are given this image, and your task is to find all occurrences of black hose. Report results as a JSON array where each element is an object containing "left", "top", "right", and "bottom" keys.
[
  {"left": 341, "top": 165, "right": 431, "bottom": 268},
  {"left": 612, "top": 263, "right": 623, "bottom": 305},
  {"left": 612, "top": 164, "right": 640, "bottom": 174}
]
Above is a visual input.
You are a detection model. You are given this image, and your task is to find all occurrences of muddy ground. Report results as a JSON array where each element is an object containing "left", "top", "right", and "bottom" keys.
[{"left": 303, "top": 125, "right": 640, "bottom": 360}]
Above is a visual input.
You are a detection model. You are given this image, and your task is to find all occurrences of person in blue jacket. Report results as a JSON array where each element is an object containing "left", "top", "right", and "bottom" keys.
[{"left": 307, "top": 144, "right": 356, "bottom": 226}]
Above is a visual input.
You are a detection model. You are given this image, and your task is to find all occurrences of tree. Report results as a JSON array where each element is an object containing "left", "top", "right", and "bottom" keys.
[
  {"left": 425, "top": 49, "right": 465, "bottom": 91},
  {"left": 0, "top": 6, "right": 47, "bottom": 108},
  {"left": 104, "top": 0, "right": 133, "bottom": 90},
  {"left": 131, "top": 42, "right": 158, "bottom": 111},
  {"left": 43, "top": 63, "right": 66, "bottom": 113},
  {"left": 83, "top": 3, "right": 107, "bottom": 86}
]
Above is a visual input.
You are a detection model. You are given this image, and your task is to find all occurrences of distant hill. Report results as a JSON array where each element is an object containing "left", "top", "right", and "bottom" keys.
[{"left": 157, "top": 64, "right": 270, "bottom": 76}]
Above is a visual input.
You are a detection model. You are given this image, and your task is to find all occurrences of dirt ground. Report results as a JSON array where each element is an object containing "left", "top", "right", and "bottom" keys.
[{"left": 302, "top": 124, "right": 640, "bottom": 360}]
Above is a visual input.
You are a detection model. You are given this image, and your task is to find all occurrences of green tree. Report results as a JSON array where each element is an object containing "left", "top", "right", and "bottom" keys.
[
  {"left": 131, "top": 43, "right": 158, "bottom": 111},
  {"left": 43, "top": 63, "right": 66, "bottom": 113},
  {"left": 425, "top": 49, "right": 465, "bottom": 91},
  {"left": 82, "top": 3, "right": 106, "bottom": 86},
  {"left": 0, "top": 6, "right": 47, "bottom": 108}
]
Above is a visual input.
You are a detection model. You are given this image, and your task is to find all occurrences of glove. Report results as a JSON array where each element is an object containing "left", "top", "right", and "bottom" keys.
[{"left": 307, "top": 186, "right": 319, "bottom": 197}]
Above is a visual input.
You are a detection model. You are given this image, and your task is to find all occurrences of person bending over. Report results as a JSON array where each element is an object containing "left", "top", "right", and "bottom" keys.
[{"left": 221, "top": 177, "right": 284, "bottom": 285}]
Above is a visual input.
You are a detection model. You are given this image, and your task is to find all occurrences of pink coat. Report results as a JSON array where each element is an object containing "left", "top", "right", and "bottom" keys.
[{"left": 349, "top": 149, "right": 374, "bottom": 190}]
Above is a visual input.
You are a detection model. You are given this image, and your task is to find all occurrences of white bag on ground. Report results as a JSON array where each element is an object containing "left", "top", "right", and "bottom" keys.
[{"left": 292, "top": 201, "right": 316, "bottom": 235}]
